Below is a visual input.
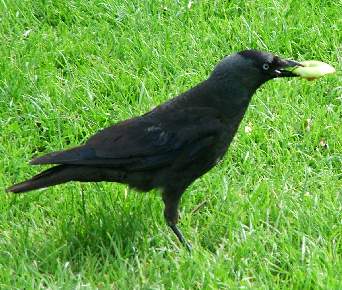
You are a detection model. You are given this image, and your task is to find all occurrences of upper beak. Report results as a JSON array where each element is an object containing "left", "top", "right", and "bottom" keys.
[{"left": 274, "top": 59, "right": 303, "bottom": 77}]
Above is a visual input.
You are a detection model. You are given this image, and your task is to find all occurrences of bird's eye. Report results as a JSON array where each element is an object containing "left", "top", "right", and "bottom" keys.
[{"left": 262, "top": 63, "right": 270, "bottom": 70}]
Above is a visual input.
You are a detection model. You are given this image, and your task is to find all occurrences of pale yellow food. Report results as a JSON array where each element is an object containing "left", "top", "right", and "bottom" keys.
[{"left": 292, "top": 61, "right": 336, "bottom": 80}]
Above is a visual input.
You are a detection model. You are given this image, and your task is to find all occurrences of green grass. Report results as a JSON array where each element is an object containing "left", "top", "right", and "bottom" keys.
[{"left": 1, "top": 0, "right": 341, "bottom": 288}]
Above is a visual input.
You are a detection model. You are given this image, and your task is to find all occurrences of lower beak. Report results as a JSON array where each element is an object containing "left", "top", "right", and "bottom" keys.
[{"left": 274, "top": 59, "right": 303, "bottom": 77}]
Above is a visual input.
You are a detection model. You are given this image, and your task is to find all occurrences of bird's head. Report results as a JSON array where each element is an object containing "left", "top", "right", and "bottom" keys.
[{"left": 210, "top": 49, "right": 301, "bottom": 91}]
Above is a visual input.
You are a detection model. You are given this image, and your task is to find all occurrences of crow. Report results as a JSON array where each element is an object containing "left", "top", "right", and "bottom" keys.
[{"left": 7, "top": 50, "right": 301, "bottom": 249}]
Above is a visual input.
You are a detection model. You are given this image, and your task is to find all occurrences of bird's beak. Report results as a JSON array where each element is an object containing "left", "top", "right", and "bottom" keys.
[{"left": 274, "top": 59, "right": 303, "bottom": 77}]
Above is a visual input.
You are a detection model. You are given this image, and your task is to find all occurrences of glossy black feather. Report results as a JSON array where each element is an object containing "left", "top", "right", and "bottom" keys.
[{"left": 30, "top": 107, "right": 225, "bottom": 169}]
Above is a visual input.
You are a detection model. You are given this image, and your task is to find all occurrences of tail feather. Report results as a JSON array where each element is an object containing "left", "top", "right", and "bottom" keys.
[{"left": 6, "top": 165, "right": 72, "bottom": 193}]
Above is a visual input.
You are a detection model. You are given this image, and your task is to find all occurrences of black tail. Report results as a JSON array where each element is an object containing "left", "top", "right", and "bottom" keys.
[{"left": 6, "top": 165, "right": 73, "bottom": 193}]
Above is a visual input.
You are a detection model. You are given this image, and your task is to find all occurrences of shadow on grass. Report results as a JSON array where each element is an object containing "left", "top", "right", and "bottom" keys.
[
  {"left": 63, "top": 205, "right": 152, "bottom": 256},
  {"left": 4, "top": 187, "right": 165, "bottom": 274}
]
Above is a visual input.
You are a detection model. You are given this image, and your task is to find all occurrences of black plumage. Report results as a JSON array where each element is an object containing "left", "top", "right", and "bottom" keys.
[{"left": 7, "top": 50, "right": 301, "bottom": 249}]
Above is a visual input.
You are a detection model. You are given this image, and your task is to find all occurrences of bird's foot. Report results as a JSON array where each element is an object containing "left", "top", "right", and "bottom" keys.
[{"left": 169, "top": 224, "right": 192, "bottom": 251}]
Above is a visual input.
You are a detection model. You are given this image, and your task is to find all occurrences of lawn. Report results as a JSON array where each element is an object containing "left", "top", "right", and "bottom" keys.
[{"left": 0, "top": 0, "right": 341, "bottom": 289}]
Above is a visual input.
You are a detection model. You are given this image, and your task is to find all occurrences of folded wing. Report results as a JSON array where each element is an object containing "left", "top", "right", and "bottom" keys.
[{"left": 30, "top": 107, "right": 225, "bottom": 170}]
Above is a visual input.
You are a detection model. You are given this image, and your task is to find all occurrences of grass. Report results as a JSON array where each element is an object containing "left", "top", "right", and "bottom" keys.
[{"left": 0, "top": 0, "right": 341, "bottom": 288}]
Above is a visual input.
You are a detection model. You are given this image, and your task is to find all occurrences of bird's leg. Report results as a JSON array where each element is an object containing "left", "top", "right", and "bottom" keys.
[{"left": 162, "top": 192, "right": 191, "bottom": 251}]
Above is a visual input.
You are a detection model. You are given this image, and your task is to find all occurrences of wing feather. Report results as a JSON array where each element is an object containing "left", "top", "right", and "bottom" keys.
[{"left": 30, "top": 107, "right": 225, "bottom": 170}]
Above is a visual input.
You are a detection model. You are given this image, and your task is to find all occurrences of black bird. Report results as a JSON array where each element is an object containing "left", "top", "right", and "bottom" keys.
[{"left": 7, "top": 50, "right": 301, "bottom": 249}]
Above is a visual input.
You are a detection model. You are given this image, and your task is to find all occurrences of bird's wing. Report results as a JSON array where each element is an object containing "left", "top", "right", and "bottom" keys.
[{"left": 31, "top": 107, "right": 225, "bottom": 170}]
